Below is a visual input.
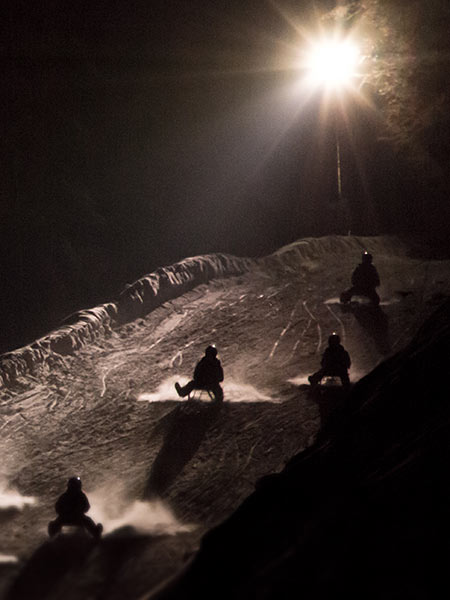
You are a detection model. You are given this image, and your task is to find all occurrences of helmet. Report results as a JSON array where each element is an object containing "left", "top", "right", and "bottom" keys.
[
  {"left": 362, "top": 251, "right": 373, "bottom": 263},
  {"left": 205, "top": 345, "right": 218, "bottom": 358},
  {"left": 67, "top": 476, "right": 82, "bottom": 491},
  {"left": 328, "top": 332, "right": 341, "bottom": 346}
]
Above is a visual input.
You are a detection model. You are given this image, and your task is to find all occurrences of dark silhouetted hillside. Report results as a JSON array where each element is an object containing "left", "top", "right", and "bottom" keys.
[{"left": 147, "top": 297, "right": 450, "bottom": 600}]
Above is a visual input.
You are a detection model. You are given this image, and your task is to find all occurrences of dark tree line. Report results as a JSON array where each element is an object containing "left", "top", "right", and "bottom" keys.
[{"left": 327, "top": 0, "right": 450, "bottom": 239}]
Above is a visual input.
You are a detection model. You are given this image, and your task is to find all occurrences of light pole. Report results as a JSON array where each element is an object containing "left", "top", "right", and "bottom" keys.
[
  {"left": 335, "top": 117, "right": 342, "bottom": 200},
  {"left": 303, "top": 37, "right": 361, "bottom": 202}
]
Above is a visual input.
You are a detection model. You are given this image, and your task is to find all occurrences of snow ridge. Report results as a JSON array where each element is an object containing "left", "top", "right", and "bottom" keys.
[
  {"left": 0, "top": 236, "right": 405, "bottom": 386},
  {"left": 265, "top": 235, "right": 407, "bottom": 269},
  {"left": 0, "top": 253, "right": 254, "bottom": 385},
  {"left": 0, "top": 303, "right": 118, "bottom": 386},
  {"left": 117, "top": 253, "right": 255, "bottom": 323}
]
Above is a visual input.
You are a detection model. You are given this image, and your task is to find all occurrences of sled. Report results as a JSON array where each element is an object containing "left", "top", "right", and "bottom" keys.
[
  {"left": 319, "top": 376, "right": 344, "bottom": 388},
  {"left": 325, "top": 296, "right": 376, "bottom": 309},
  {"left": 48, "top": 521, "right": 103, "bottom": 540},
  {"left": 340, "top": 293, "right": 374, "bottom": 306},
  {"left": 188, "top": 388, "right": 215, "bottom": 401},
  {"left": 308, "top": 376, "right": 350, "bottom": 401}
]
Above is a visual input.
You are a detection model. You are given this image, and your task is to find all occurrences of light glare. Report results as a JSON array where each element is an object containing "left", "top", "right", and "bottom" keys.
[{"left": 305, "top": 39, "right": 360, "bottom": 90}]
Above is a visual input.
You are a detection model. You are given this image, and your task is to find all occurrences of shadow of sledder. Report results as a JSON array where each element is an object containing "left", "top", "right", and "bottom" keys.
[
  {"left": 342, "top": 303, "right": 391, "bottom": 354},
  {"left": 144, "top": 401, "right": 222, "bottom": 499},
  {"left": 6, "top": 534, "right": 94, "bottom": 600},
  {"left": 7, "top": 527, "right": 166, "bottom": 600},
  {"left": 309, "top": 384, "right": 351, "bottom": 442}
]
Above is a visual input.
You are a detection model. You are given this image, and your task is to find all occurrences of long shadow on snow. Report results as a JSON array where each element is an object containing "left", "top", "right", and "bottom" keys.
[
  {"left": 5, "top": 533, "right": 95, "bottom": 600},
  {"left": 144, "top": 401, "right": 222, "bottom": 498},
  {"left": 310, "top": 386, "right": 351, "bottom": 439},
  {"left": 341, "top": 303, "right": 391, "bottom": 354},
  {"left": 7, "top": 527, "right": 157, "bottom": 600}
]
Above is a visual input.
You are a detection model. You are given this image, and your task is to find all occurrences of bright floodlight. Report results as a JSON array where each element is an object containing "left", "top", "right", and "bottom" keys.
[{"left": 304, "top": 38, "right": 360, "bottom": 90}]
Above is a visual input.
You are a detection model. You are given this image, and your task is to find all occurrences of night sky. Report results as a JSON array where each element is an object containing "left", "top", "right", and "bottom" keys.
[{"left": 2, "top": 0, "right": 450, "bottom": 352}]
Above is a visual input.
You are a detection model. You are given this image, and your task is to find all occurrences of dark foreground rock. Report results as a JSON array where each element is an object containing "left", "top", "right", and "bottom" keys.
[{"left": 146, "top": 298, "right": 450, "bottom": 600}]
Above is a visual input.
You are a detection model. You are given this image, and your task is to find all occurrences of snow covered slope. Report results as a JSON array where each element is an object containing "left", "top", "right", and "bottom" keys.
[
  {"left": 1, "top": 235, "right": 449, "bottom": 600},
  {"left": 146, "top": 299, "right": 450, "bottom": 600},
  {"left": 1, "top": 236, "right": 407, "bottom": 384},
  {"left": 0, "top": 253, "right": 254, "bottom": 384}
]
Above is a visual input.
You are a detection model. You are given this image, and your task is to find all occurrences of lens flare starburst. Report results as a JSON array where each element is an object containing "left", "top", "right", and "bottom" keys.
[{"left": 304, "top": 38, "right": 361, "bottom": 91}]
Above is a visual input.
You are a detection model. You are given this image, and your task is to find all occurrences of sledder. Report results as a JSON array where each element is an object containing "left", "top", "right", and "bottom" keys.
[
  {"left": 340, "top": 251, "right": 380, "bottom": 306},
  {"left": 175, "top": 345, "right": 224, "bottom": 403},
  {"left": 48, "top": 476, "right": 103, "bottom": 540},
  {"left": 308, "top": 333, "right": 351, "bottom": 391}
]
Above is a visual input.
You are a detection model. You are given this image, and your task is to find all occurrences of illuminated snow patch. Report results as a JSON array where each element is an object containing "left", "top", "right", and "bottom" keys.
[
  {"left": 88, "top": 492, "right": 193, "bottom": 535},
  {"left": 380, "top": 297, "right": 400, "bottom": 306},
  {"left": 287, "top": 375, "right": 311, "bottom": 386},
  {"left": 0, "top": 554, "right": 18, "bottom": 564},
  {"left": 222, "top": 380, "right": 277, "bottom": 403},
  {"left": 350, "top": 368, "right": 371, "bottom": 381},
  {"left": 324, "top": 297, "right": 342, "bottom": 305},
  {"left": 289, "top": 370, "right": 368, "bottom": 386},
  {"left": 324, "top": 296, "right": 400, "bottom": 306},
  {"left": 138, "top": 376, "right": 190, "bottom": 402},
  {"left": 0, "top": 485, "right": 36, "bottom": 511},
  {"left": 139, "top": 377, "right": 277, "bottom": 404}
]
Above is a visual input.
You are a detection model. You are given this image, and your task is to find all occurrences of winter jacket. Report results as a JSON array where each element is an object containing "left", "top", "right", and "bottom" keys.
[
  {"left": 351, "top": 263, "right": 380, "bottom": 289},
  {"left": 55, "top": 489, "right": 90, "bottom": 519},
  {"left": 193, "top": 357, "right": 224, "bottom": 388},
  {"left": 321, "top": 344, "right": 351, "bottom": 372}
]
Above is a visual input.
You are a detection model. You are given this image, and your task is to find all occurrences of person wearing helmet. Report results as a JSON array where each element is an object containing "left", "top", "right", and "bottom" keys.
[
  {"left": 340, "top": 251, "right": 380, "bottom": 306},
  {"left": 175, "top": 345, "right": 224, "bottom": 403},
  {"left": 308, "top": 333, "right": 351, "bottom": 390},
  {"left": 48, "top": 477, "right": 103, "bottom": 539}
]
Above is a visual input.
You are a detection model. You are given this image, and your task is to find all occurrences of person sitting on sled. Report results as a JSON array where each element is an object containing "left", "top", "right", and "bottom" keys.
[
  {"left": 48, "top": 476, "right": 103, "bottom": 539},
  {"left": 175, "top": 345, "right": 224, "bottom": 403},
  {"left": 308, "top": 333, "right": 351, "bottom": 390},
  {"left": 340, "top": 251, "right": 380, "bottom": 306}
]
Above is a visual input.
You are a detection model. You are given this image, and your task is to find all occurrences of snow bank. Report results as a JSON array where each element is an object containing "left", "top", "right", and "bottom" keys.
[
  {"left": 0, "top": 237, "right": 405, "bottom": 386},
  {"left": 0, "top": 303, "right": 117, "bottom": 385},
  {"left": 266, "top": 235, "right": 407, "bottom": 271},
  {"left": 117, "top": 253, "right": 254, "bottom": 323},
  {"left": 0, "top": 253, "right": 253, "bottom": 385}
]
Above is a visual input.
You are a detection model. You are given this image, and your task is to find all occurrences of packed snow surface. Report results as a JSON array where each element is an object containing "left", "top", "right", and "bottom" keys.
[{"left": 1, "top": 235, "right": 449, "bottom": 599}]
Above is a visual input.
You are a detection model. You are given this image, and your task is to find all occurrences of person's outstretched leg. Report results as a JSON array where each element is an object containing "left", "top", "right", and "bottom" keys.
[
  {"left": 340, "top": 287, "right": 354, "bottom": 304},
  {"left": 175, "top": 380, "right": 196, "bottom": 398}
]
